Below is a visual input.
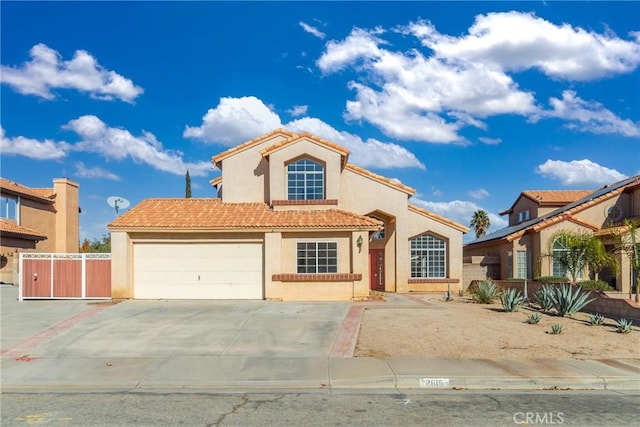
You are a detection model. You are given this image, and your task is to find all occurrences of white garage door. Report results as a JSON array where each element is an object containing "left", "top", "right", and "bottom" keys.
[{"left": 133, "top": 243, "right": 263, "bottom": 299}]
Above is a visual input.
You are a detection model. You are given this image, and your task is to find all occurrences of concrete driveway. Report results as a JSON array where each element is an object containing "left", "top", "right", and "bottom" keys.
[{"left": 1, "top": 285, "right": 350, "bottom": 359}]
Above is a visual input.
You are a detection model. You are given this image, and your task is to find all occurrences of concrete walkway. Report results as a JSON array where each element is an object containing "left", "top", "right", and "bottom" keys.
[{"left": 1, "top": 286, "right": 638, "bottom": 393}]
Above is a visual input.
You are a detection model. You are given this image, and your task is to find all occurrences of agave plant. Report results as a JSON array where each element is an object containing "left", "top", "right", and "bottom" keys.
[
  {"left": 550, "top": 323, "right": 563, "bottom": 335},
  {"left": 588, "top": 313, "right": 605, "bottom": 326},
  {"left": 533, "top": 285, "right": 555, "bottom": 312},
  {"left": 616, "top": 318, "right": 633, "bottom": 334},
  {"left": 551, "top": 284, "right": 594, "bottom": 317},
  {"left": 526, "top": 313, "right": 541, "bottom": 324},
  {"left": 471, "top": 280, "right": 501, "bottom": 304},
  {"left": 500, "top": 288, "right": 524, "bottom": 312}
]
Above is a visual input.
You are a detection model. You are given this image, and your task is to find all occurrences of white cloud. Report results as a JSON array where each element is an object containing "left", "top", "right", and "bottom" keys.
[
  {"left": 479, "top": 136, "right": 502, "bottom": 145},
  {"left": 0, "top": 43, "right": 143, "bottom": 103},
  {"left": 286, "top": 117, "right": 425, "bottom": 169},
  {"left": 536, "top": 159, "right": 627, "bottom": 186},
  {"left": 65, "top": 115, "right": 211, "bottom": 176},
  {"left": 287, "top": 105, "right": 309, "bottom": 117},
  {"left": 539, "top": 90, "right": 640, "bottom": 137},
  {"left": 184, "top": 96, "right": 425, "bottom": 170},
  {"left": 411, "top": 198, "right": 508, "bottom": 238},
  {"left": 317, "top": 27, "right": 537, "bottom": 143},
  {"left": 74, "top": 162, "right": 121, "bottom": 181},
  {"left": 410, "top": 12, "right": 640, "bottom": 81},
  {"left": 0, "top": 126, "right": 68, "bottom": 160},
  {"left": 183, "top": 96, "right": 282, "bottom": 145},
  {"left": 300, "top": 21, "right": 326, "bottom": 39},
  {"left": 468, "top": 188, "right": 489, "bottom": 199}
]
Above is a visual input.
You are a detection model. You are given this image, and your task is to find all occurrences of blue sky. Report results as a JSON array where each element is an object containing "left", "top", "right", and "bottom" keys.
[{"left": 1, "top": 1, "right": 639, "bottom": 243}]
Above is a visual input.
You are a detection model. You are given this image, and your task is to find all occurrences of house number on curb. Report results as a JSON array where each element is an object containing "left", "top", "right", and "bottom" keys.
[{"left": 419, "top": 378, "right": 450, "bottom": 387}]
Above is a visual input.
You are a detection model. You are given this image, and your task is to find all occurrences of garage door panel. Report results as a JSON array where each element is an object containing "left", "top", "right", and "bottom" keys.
[{"left": 134, "top": 243, "right": 263, "bottom": 299}]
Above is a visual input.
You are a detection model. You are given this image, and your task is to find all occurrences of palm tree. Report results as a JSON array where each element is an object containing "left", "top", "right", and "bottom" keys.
[
  {"left": 471, "top": 210, "right": 490, "bottom": 238},
  {"left": 547, "top": 230, "right": 617, "bottom": 284}
]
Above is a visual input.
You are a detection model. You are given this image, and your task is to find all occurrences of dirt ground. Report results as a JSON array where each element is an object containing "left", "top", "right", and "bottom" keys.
[{"left": 355, "top": 295, "right": 640, "bottom": 359}]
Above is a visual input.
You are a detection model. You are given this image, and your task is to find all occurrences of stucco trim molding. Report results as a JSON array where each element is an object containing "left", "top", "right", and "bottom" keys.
[
  {"left": 272, "top": 273, "right": 362, "bottom": 282},
  {"left": 272, "top": 199, "right": 338, "bottom": 206},
  {"left": 408, "top": 278, "right": 460, "bottom": 284}
]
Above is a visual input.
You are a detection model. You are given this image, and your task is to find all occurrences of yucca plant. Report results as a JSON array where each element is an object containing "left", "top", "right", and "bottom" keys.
[
  {"left": 616, "top": 318, "right": 633, "bottom": 334},
  {"left": 534, "top": 285, "right": 555, "bottom": 312},
  {"left": 550, "top": 323, "right": 563, "bottom": 335},
  {"left": 588, "top": 313, "right": 605, "bottom": 326},
  {"left": 500, "top": 288, "right": 524, "bottom": 312},
  {"left": 551, "top": 284, "right": 594, "bottom": 317},
  {"left": 470, "top": 279, "right": 501, "bottom": 304},
  {"left": 526, "top": 313, "right": 541, "bottom": 324}
]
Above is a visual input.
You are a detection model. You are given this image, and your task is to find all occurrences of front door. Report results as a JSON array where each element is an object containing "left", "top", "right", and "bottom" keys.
[{"left": 369, "top": 249, "right": 385, "bottom": 291}]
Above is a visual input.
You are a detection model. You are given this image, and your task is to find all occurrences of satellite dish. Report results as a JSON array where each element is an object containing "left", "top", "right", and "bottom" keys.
[{"left": 107, "top": 196, "right": 130, "bottom": 215}]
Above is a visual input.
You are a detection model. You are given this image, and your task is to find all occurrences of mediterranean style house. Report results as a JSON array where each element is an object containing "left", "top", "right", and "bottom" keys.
[
  {"left": 463, "top": 175, "right": 640, "bottom": 294},
  {"left": 0, "top": 177, "right": 80, "bottom": 283},
  {"left": 109, "top": 129, "right": 468, "bottom": 301}
]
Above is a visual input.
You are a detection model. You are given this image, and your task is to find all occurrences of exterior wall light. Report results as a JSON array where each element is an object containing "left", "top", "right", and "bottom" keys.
[{"left": 356, "top": 235, "right": 363, "bottom": 250}]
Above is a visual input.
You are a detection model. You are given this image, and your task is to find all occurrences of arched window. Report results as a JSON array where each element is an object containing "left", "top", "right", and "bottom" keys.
[
  {"left": 410, "top": 234, "right": 446, "bottom": 278},
  {"left": 287, "top": 158, "right": 324, "bottom": 200}
]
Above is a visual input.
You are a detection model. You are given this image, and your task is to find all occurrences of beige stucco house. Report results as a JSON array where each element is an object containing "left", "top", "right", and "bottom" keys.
[
  {"left": 463, "top": 175, "right": 640, "bottom": 294},
  {"left": 109, "top": 129, "right": 468, "bottom": 301},
  {"left": 0, "top": 177, "right": 80, "bottom": 283}
]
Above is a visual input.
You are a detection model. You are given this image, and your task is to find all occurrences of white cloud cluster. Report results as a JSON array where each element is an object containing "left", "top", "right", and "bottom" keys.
[
  {"left": 536, "top": 159, "right": 627, "bottom": 186},
  {"left": 66, "top": 116, "right": 211, "bottom": 176},
  {"left": 0, "top": 44, "right": 143, "bottom": 103},
  {"left": 468, "top": 188, "right": 489, "bottom": 200},
  {"left": 316, "top": 12, "right": 640, "bottom": 142},
  {"left": 0, "top": 126, "right": 68, "bottom": 160},
  {"left": 287, "top": 105, "right": 309, "bottom": 117},
  {"left": 75, "top": 162, "right": 121, "bottom": 181},
  {"left": 184, "top": 96, "right": 425, "bottom": 169}
]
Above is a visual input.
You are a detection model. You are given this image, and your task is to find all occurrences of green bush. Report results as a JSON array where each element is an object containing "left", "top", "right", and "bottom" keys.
[
  {"left": 470, "top": 280, "right": 501, "bottom": 304},
  {"left": 579, "top": 280, "right": 614, "bottom": 291},
  {"left": 534, "top": 276, "right": 569, "bottom": 284},
  {"left": 533, "top": 285, "right": 555, "bottom": 312},
  {"left": 500, "top": 288, "right": 524, "bottom": 312},
  {"left": 551, "top": 284, "right": 595, "bottom": 317}
]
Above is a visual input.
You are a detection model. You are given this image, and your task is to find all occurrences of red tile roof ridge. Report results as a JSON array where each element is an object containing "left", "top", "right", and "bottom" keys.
[
  {"left": 0, "top": 178, "right": 55, "bottom": 202},
  {"left": 345, "top": 164, "right": 415, "bottom": 195},
  {"left": 259, "top": 132, "right": 350, "bottom": 166},
  {"left": 0, "top": 218, "right": 47, "bottom": 240},
  {"left": 211, "top": 128, "right": 295, "bottom": 166},
  {"left": 408, "top": 204, "right": 469, "bottom": 233}
]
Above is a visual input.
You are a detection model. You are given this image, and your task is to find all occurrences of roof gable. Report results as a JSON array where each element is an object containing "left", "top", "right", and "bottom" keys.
[
  {"left": 211, "top": 128, "right": 295, "bottom": 168},
  {"left": 345, "top": 164, "right": 416, "bottom": 196},
  {"left": 260, "top": 132, "right": 350, "bottom": 168},
  {"left": 408, "top": 204, "right": 469, "bottom": 233},
  {"left": 500, "top": 189, "right": 593, "bottom": 215},
  {"left": 0, "top": 218, "right": 47, "bottom": 240},
  {"left": 0, "top": 178, "right": 55, "bottom": 203}
]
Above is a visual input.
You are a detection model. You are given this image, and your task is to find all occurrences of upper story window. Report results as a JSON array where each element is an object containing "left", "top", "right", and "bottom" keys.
[
  {"left": 287, "top": 158, "right": 324, "bottom": 200},
  {"left": 410, "top": 234, "right": 446, "bottom": 278},
  {"left": 516, "top": 210, "right": 530, "bottom": 223},
  {"left": 0, "top": 196, "right": 19, "bottom": 223}
]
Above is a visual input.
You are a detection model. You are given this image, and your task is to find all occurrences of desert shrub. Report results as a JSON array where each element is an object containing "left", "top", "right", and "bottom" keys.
[
  {"left": 588, "top": 313, "right": 605, "bottom": 326},
  {"left": 535, "top": 276, "right": 569, "bottom": 284},
  {"left": 616, "top": 318, "right": 633, "bottom": 333},
  {"left": 527, "top": 313, "right": 541, "bottom": 324},
  {"left": 533, "top": 285, "right": 555, "bottom": 312},
  {"left": 579, "top": 280, "right": 614, "bottom": 291},
  {"left": 470, "top": 279, "right": 501, "bottom": 304},
  {"left": 551, "top": 285, "right": 595, "bottom": 317},
  {"left": 550, "top": 323, "right": 563, "bottom": 334},
  {"left": 500, "top": 288, "right": 524, "bottom": 312}
]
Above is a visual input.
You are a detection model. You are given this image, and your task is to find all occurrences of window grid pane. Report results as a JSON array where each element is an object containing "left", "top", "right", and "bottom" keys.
[
  {"left": 516, "top": 250, "right": 528, "bottom": 279},
  {"left": 410, "top": 234, "right": 446, "bottom": 278},
  {"left": 287, "top": 159, "right": 324, "bottom": 200},
  {"left": 297, "top": 242, "right": 337, "bottom": 274}
]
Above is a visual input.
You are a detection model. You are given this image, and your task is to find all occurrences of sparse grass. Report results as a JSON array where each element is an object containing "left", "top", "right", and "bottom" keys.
[{"left": 550, "top": 323, "right": 563, "bottom": 335}]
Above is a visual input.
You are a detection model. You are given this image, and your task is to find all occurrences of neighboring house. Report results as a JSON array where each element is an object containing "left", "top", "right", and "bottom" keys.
[
  {"left": 109, "top": 129, "right": 468, "bottom": 301},
  {"left": 0, "top": 178, "right": 80, "bottom": 283},
  {"left": 463, "top": 175, "right": 640, "bottom": 294}
]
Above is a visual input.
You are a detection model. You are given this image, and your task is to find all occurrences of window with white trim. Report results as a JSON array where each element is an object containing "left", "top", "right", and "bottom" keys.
[
  {"left": 287, "top": 158, "right": 324, "bottom": 200},
  {"left": 297, "top": 242, "right": 337, "bottom": 273},
  {"left": 410, "top": 234, "right": 446, "bottom": 278},
  {"left": 552, "top": 238, "right": 582, "bottom": 279},
  {"left": 516, "top": 250, "right": 528, "bottom": 279}
]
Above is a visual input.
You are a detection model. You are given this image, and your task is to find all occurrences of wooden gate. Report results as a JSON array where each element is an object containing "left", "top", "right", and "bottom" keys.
[{"left": 19, "top": 253, "right": 111, "bottom": 300}]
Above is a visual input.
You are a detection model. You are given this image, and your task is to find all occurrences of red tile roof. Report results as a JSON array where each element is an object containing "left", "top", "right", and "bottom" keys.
[
  {"left": 408, "top": 204, "right": 469, "bottom": 233},
  {"left": 523, "top": 190, "right": 594, "bottom": 205},
  {"left": 108, "top": 198, "right": 383, "bottom": 231},
  {"left": 211, "top": 129, "right": 295, "bottom": 168},
  {"left": 0, "top": 178, "right": 55, "bottom": 203},
  {"left": 260, "top": 132, "right": 350, "bottom": 167},
  {"left": 0, "top": 218, "right": 47, "bottom": 240},
  {"left": 345, "top": 164, "right": 416, "bottom": 195}
]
